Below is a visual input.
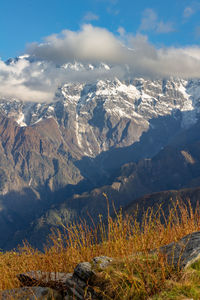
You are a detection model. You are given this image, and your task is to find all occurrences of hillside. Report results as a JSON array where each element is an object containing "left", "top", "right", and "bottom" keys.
[{"left": 1, "top": 200, "right": 200, "bottom": 299}]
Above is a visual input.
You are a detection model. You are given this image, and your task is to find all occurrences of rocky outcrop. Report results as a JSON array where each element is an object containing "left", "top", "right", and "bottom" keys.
[
  {"left": 158, "top": 231, "right": 200, "bottom": 269},
  {"left": 15, "top": 256, "right": 113, "bottom": 300}
]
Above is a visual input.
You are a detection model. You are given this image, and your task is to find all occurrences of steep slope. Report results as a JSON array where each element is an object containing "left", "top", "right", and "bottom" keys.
[{"left": 0, "top": 115, "right": 83, "bottom": 248}]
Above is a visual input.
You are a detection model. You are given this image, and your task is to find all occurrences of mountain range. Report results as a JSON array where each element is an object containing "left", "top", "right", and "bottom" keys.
[{"left": 1, "top": 56, "right": 200, "bottom": 249}]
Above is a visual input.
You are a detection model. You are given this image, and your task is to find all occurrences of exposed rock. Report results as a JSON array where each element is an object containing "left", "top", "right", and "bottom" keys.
[
  {"left": 0, "top": 286, "right": 62, "bottom": 300},
  {"left": 17, "top": 271, "right": 72, "bottom": 289},
  {"left": 17, "top": 256, "right": 113, "bottom": 299},
  {"left": 73, "top": 262, "right": 95, "bottom": 282},
  {"left": 159, "top": 231, "right": 200, "bottom": 269},
  {"left": 92, "top": 256, "right": 113, "bottom": 269}
]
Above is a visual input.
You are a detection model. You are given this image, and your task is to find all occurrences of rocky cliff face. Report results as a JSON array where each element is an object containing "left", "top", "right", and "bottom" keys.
[{"left": 1, "top": 73, "right": 199, "bottom": 191}]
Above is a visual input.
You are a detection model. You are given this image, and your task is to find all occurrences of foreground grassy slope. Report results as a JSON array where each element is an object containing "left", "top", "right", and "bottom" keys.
[{"left": 1, "top": 198, "right": 200, "bottom": 299}]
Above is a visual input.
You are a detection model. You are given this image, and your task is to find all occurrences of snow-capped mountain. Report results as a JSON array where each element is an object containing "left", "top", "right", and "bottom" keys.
[
  {"left": 1, "top": 59, "right": 200, "bottom": 159},
  {"left": 1, "top": 56, "right": 200, "bottom": 249}
]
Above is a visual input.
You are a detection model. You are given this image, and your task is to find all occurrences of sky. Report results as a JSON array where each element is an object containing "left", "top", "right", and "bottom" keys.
[
  {"left": 1, "top": 0, "right": 200, "bottom": 60},
  {"left": 1, "top": 0, "right": 200, "bottom": 102}
]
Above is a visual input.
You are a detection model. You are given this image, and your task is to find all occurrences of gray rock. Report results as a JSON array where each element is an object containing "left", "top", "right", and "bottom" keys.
[
  {"left": 64, "top": 276, "right": 85, "bottom": 296},
  {"left": 73, "top": 262, "right": 95, "bottom": 282},
  {"left": 0, "top": 286, "right": 62, "bottom": 300},
  {"left": 72, "top": 256, "right": 113, "bottom": 283},
  {"left": 68, "top": 257, "right": 113, "bottom": 299},
  {"left": 17, "top": 271, "right": 73, "bottom": 289},
  {"left": 17, "top": 268, "right": 100, "bottom": 300},
  {"left": 92, "top": 256, "right": 113, "bottom": 269},
  {"left": 159, "top": 231, "right": 200, "bottom": 269}
]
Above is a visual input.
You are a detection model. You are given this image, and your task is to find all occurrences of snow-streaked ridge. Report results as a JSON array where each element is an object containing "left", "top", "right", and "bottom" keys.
[{"left": 1, "top": 61, "right": 200, "bottom": 157}]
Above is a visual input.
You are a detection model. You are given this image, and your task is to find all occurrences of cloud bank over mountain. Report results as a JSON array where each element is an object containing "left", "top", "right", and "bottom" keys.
[{"left": 1, "top": 24, "right": 200, "bottom": 102}]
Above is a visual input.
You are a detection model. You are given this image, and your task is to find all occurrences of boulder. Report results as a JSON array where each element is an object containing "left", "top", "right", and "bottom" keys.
[
  {"left": 73, "top": 262, "right": 94, "bottom": 282},
  {"left": 158, "top": 231, "right": 200, "bottom": 269}
]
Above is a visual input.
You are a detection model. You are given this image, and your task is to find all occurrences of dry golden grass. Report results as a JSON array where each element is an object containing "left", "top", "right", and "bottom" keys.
[{"left": 0, "top": 198, "right": 200, "bottom": 299}]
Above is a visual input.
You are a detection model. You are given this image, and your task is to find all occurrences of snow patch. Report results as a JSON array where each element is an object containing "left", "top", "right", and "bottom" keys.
[{"left": 16, "top": 112, "right": 27, "bottom": 127}]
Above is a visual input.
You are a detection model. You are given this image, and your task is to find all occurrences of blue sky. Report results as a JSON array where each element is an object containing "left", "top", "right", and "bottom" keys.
[
  {"left": 1, "top": 0, "right": 200, "bottom": 102},
  {"left": 1, "top": 0, "right": 200, "bottom": 60}
]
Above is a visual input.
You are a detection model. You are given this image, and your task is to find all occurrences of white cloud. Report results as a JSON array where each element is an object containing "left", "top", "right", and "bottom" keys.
[
  {"left": 117, "top": 26, "right": 125, "bottom": 36},
  {"left": 1, "top": 25, "right": 200, "bottom": 102},
  {"left": 183, "top": 3, "right": 200, "bottom": 19},
  {"left": 183, "top": 6, "right": 195, "bottom": 18},
  {"left": 27, "top": 25, "right": 130, "bottom": 65},
  {"left": 26, "top": 25, "right": 200, "bottom": 78},
  {"left": 83, "top": 12, "right": 99, "bottom": 22},
  {"left": 0, "top": 59, "right": 59, "bottom": 102},
  {"left": 140, "top": 8, "right": 175, "bottom": 34},
  {"left": 156, "top": 21, "right": 175, "bottom": 33},
  {"left": 140, "top": 9, "right": 157, "bottom": 31}
]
